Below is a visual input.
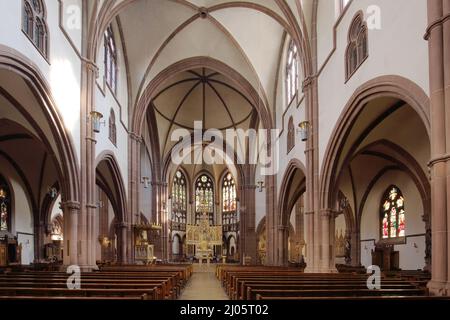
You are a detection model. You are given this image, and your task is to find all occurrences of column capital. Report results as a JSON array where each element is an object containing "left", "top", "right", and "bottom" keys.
[
  {"left": 424, "top": 13, "right": 450, "bottom": 40},
  {"left": 116, "top": 221, "right": 129, "bottom": 228},
  {"left": 86, "top": 203, "right": 98, "bottom": 209},
  {"left": 240, "top": 184, "right": 257, "bottom": 190},
  {"left": 302, "top": 75, "right": 317, "bottom": 92},
  {"left": 428, "top": 153, "right": 450, "bottom": 168},
  {"left": 61, "top": 200, "right": 81, "bottom": 211},
  {"left": 320, "top": 209, "right": 334, "bottom": 219},
  {"left": 129, "top": 132, "right": 143, "bottom": 143},
  {"left": 151, "top": 181, "right": 168, "bottom": 187},
  {"left": 82, "top": 59, "right": 99, "bottom": 78}
]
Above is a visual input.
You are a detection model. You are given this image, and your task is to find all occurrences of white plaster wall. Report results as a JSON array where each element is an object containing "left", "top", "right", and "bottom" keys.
[
  {"left": 0, "top": 158, "right": 34, "bottom": 264},
  {"left": 360, "top": 170, "right": 425, "bottom": 270},
  {"left": 276, "top": 100, "right": 307, "bottom": 196},
  {"left": 60, "top": 0, "right": 82, "bottom": 51},
  {"left": 0, "top": 0, "right": 82, "bottom": 163},
  {"left": 317, "top": 0, "right": 335, "bottom": 68},
  {"left": 317, "top": 0, "right": 429, "bottom": 172},
  {"left": 95, "top": 22, "right": 129, "bottom": 197}
]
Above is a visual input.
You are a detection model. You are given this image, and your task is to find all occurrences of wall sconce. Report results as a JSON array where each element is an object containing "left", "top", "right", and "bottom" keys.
[
  {"left": 48, "top": 187, "right": 58, "bottom": 199},
  {"left": 257, "top": 181, "right": 265, "bottom": 192},
  {"left": 297, "top": 121, "right": 311, "bottom": 142},
  {"left": 89, "top": 111, "right": 104, "bottom": 133},
  {"left": 141, "top": 176, "right": 150, "bottom": 189},
  {"left": 96, "top": 200, "right": 104, "bottom": 209}
]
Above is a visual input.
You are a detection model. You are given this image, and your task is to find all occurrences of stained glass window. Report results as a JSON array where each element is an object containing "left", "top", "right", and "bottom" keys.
[
  {"left": 222, "top": 173, "right": 238, "bottom": 231},
  {"left": 195, "top": 174, "right": 214, "bottom": 224},
  {"left": 286, "top": 40, "right": 299, "bottom": 104},
  {"left": 381, "top": 186, "right": 405, "bottom": 240},
  {"left": 104, "top": 24, "right": 118, "bottom": 93},
  {"left": 0, "top": 176, "right": 11, "bottom": 232},
  {"left": 222, "top": 173, "right": 236, "bottom": 213},
  {"left": 171, "top": 170, "right": 187, "bottom": 228}
]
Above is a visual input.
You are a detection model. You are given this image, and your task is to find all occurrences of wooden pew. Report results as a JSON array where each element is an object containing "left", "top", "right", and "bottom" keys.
[
  {"left": 217, "top": 266, "right": 430, "bottom": 301},
  {"left": 0, "top": 264, "right": 193, "bottom": 300}
]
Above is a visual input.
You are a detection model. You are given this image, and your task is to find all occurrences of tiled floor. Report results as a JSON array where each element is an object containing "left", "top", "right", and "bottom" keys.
[{"left": 179, "top": 264, "right": 229, "bottom": 300}]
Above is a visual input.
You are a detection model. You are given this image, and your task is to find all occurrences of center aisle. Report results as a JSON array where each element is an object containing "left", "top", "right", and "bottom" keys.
[{"left": 179, "top": 264, "right": 229, "bottom": 300}]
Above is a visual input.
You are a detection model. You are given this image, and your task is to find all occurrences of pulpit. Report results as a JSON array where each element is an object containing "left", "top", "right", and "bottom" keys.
[
  {"left": 133, "top": 223, "right": 159, "bottom": 264},
  {"left": 371, "top": 244, "right": 399, "bottom": 271},
  {"left": 0, "top": 233, "right": 21, "bottom": 266}
]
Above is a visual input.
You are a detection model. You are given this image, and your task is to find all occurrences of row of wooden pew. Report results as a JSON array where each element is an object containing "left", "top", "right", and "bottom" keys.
[
  {"left": 0, "top": 264, "right": 192, "bottom": 300},
  {"left": 216, "top": 265, "right": 445, "bottom": 300}
]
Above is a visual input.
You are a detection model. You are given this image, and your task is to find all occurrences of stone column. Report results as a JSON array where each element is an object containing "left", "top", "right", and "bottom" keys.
[
  {"left": 443, "top": 0, "right": 450, "bottom": 295},
  {"left": 302, "top": 76, "right": 320, "bottom": 273},
  {"left": 426, "top": 0, "right": 449, "bottom": 295},
  {"left": 78, "top": 57, "right": 99, "bottom": 271},
  {"left": 129, "top": 132, "right": 142, "bottom": 264},
  {"left": 62, "top": 201, "right": 80, "bottom": 267},
  {"left": 277, "top": 225, "right": 289, "bottom": 266},
  {"left": 239, "top": 181, "right": 257, "bottom": 265},
  {"left": 329, "top": 211, "right": 337, "bottom": 270},
  {"left": 295, "top": 201, "right": 305, "bottom": 262},
  {"left": 320, "top": 210, "right": 331, "bottom": 272},
  {"left": 117, "top": 222, "right": 128, "bottom": 264},
  {"left": 303, "top": 211, "right": 315, "bottom": 271},
  {"left": 351, "top": 229, "right": 360, "bottom": 266},
  {"left": 265, "top": 175, "right": 277, "bottom": 266}
]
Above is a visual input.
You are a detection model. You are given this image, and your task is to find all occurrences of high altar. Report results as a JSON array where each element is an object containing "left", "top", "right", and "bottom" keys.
[{"left": 186, "top": 211, "right": 222, "bottom": 261}]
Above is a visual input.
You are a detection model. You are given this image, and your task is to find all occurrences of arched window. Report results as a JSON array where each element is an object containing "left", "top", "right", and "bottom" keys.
[
  {"left": 345, "top": 12, "right": 368, "bottom": 80},
  {"left": 171, "top": 170, "right": 187, "bottom": 229},
  {"left": 381, "top": 186, "right": 406, "bottom": 240},
  {"left": 109, "top": 109, "right": 117, "bottom": 146},
  {"left": 287, "top": 116, "right": 295, "bottom": 153},
  {"left": 222, "top": 173, "right": 238, "bottom": 232},
  {"left": 286, "top": 40, "right": 299, "bottom": 104},
  {"left": 22, "top": 0, "right": 48, "bottom": 58},
  {"left": 195, "top": 174, "right": 214, "bottom": 224},
  {"left": 23, "top": 1, "right": 33, "bottom": 38},
  {"left": 0, "top": 175, "right": 11, "bottom": 232},
  {"left": 104, "top": 25, "right": 118, "bottom": 94}
]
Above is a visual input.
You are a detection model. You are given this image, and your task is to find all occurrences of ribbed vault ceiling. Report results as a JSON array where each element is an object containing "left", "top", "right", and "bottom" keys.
[{"left": 151, "top": 68, "right": 254, "bottom": 157}]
